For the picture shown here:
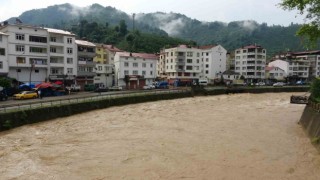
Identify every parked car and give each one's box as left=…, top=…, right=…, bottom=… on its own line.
left=255, top=82, right=266, bottom=86
left=109, top=86, right=123, bottom=91
left=273, top=82, right=285, bottom=87
left=84, top=84, right=95, bottom=91
left=66, top=84, right=81, bottom=92
left=0, top=92, right=8, bottom=101
left=13, top=91, right=38, bottom=100
left=155, top=81, right=169, bottom=89
left=198, top=79, right=208, bottom=86
left=296, top=81, right=305, bottom=85
left=94, top=87, right=109, bottom=92
left=143, top=85, right=155, bottom=90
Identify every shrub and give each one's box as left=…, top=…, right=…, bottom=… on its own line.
left=311, top=78, right=320, bottom=102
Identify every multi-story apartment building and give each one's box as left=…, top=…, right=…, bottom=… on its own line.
left=1, top=24, right=50, bottom=84
left=114, top=52, right=158, bottom=89
left=0, top=23, right=78, bottom=85
left=234, top=45, right=266, bottom=82
left=75, top=40, right=96, bottom=90
left=46, top=28, right=77, bottom=85
left=265, top=66, right=286, bottom=81
left=93, top=44, right=123, bottom=87
left=159, top=44, right=227, bottom=84
left=271, top=50, right=320, bottom=81
left=0, top=32, right=9, bottom=77
left=200, top=45, right=227, bottom=83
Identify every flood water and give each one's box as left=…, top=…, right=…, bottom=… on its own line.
left=0, top=93, right=320, bottom=180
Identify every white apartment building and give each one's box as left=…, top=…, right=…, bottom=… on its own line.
left=46, top=28, right=77, bottom=84
left=105, top=45, right=123, bottom=64
left=114, top=52, right=158, bottom=89
left=265, top=66, right=286, bottom=81
left=159, top=44, right=227, bottom=85
left=200, top=45, right=227, bottom=83
left=235, top=45, right=266, bottom=82
left=94, top=64, right=114, bottom=87
left=0, top=32, right=9, bottom=76
left=269, top=59, right=310, bottom=81
left=0, top=23, right=78, bottom=85
left=1, top=24, right=49, bottom=84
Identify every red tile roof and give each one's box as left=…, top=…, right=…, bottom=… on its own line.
left=117, top=52, right=158, bottom=60
left=104, top=45, right=123, bottom=52
left=242, top=45, right=263, bottom=49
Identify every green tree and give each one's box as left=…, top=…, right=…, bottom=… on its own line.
left=119, top=20, right=128, bottom=37
left=0, top=78, right=11, bottom=88
left=280, top=0, right=320, bottom=46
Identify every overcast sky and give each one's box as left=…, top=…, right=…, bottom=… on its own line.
left=0, top=0, right=305, bottom=26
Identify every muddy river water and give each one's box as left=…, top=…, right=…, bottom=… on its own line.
left=0, top=93, right=320, bottom=180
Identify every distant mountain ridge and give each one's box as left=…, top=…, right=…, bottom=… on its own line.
left=4, top=3, right=310, bottom=55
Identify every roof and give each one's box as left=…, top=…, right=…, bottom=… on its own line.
left=117, top=52, right=158, bottom=60
left=266, top=66, right=285, bottom=72
left=0, top=31, right=8, bottom=36
left=75, top=40, right=96, bottom=47
left=222, top=70, right=240, bottom=75
left=104, top=45, right=123, bottom=52
left=45, top=28, right=76, bottom=36
left=198, top=45, right=217, bottom=50
left=241, top=45, right=263, bottom=49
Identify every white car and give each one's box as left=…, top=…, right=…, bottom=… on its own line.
left=143, top=85, right=155, bottom=90
left=273, top=82, right=285, bottom=87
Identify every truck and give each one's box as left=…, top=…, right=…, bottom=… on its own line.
left=66, top=84, right=81, bottom=92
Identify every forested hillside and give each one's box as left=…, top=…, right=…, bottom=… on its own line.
left=4, top=3, right=314, bottom=56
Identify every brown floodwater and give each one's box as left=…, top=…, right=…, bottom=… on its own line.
left=0, top=93, right=319, bottom=180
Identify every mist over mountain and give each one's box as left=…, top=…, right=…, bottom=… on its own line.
left=4, top=3, right=309, bottom=56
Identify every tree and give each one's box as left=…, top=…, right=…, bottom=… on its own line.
left=119, top=20, right=128, bottom=37
left=280, top=0, right=320, bottom=46
left=0, top=78, right=11, bottom=88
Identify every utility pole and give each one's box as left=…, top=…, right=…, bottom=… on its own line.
left=132, top=13, right=135, bottom=31
left=29, top=60, right=34, bottom=88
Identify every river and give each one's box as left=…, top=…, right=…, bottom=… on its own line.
left=0, top=93, right=319, bottom=179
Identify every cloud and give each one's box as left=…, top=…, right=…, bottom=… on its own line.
left=137, top=12, right=186, bottom=36
left=237, top=20, right=258, bottom=31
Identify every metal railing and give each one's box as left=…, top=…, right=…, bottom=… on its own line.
left=0, top=89, right=190, bottom=113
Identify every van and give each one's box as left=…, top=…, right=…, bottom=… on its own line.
left=198, top=79, right=208, bottom=86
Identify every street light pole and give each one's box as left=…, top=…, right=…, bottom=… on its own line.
left=29, top=60, right=34, bottom=88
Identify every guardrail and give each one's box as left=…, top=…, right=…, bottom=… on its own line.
left=0, top=89, right=189, bottom=114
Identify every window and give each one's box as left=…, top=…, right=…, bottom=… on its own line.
left=98, top=66, right=102, bottom=71
left=16, top=45, right=24, bottom=52
left=133, top=63, right=138, bottom=67
left=124, top=70, right=129, bottom=75
left=16, top=34, right=25, bottom=41
left=51, top=68, right=59, bottom=74
left=67, top=38, right=72, bottom=44
left=196, top=59, right=199, bottom=63
left=67, top=48, right=73, bottom=54
left=142, top=71, right=146, bottom=75
left=0, top=48, right=5, bottom=56
left=206, top=58, right=209, bottom=62
left=142, top=63, right=146, bottom=67
left=67, top=58, right=73, bottom=64
left=35, top=69, right=39, bottom=73
left=0, top=62, right=2, bottom=69
left=186, top=66, right=193, bottom=70
left=50, top=47, right=56, bottom=53
left=197, top=53, right=200, bottom=57
left=150, top=63, right=153, bottom=68
left=50, top=37, right=56, bottom=42
left=124, top=62, right=129, bottom=67
left=187, top=52, right=193, bottom=57
left=171, top=59, right=173, bottom=63
left=206, top=53, right=209, bottom=56
left=133, top=70, right=138, bottom=75
left=0, top=35, right=2, bottom=42
left=205, top=64, right=209, bottom=68
left=187, top=59, right=192, bottom=63
left=67, top=68, right=73, bottom=74
left=205, top=70, right=209, bottom=74
left=29, top=36, right=47, bottom=43
left=150, top=71, right=153, bottom=75
left=16, top=57, right=26, bottom=64
left=16, top=69, right=21, bottom=72
left=30, top=47, right=46, bottom=53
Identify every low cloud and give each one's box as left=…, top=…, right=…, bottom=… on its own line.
left=237, top=20, right=258, bottom=31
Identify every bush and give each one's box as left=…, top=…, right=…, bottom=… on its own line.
left=311, top=78, right=320, bottom=102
